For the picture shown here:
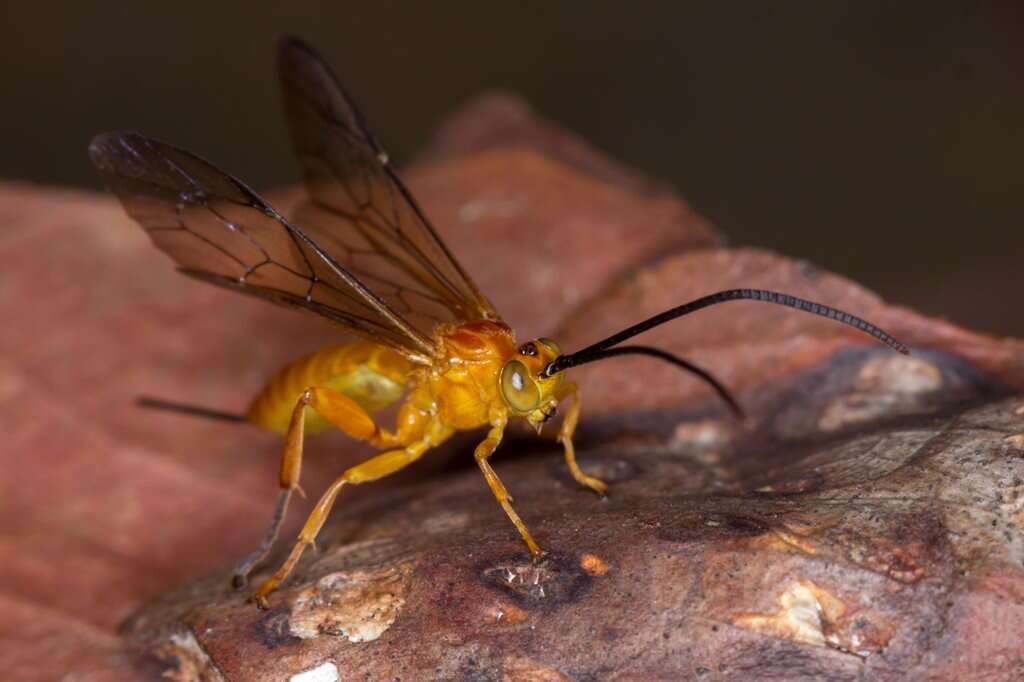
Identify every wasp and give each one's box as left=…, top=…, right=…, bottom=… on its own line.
left=90, top=38, right=908, bottom=608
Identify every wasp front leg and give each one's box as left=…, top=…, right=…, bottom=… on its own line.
left=474, top=407, right=544, bottom=559
left=233, top=386, right=401, bottom=589
left=555, top=382, right=608, bottom=496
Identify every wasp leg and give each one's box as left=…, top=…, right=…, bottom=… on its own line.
left=556, top=382, right=608, bottom=496
left=474, top=409, right=544, bottom=559
left=233, top=387, right=401, bottom=589
left=233, top=488, right=293, bottom=589
left=252, top=437, right=433, bottom=609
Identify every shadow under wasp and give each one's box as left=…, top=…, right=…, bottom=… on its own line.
left=89, top=37, right=909, bottom=609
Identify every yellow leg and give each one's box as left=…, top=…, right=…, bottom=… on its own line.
left=556, top=382, right=607, bottom=496
left=234, top=386, right=401, bottom=588
left=474, top=409, right=544, bottom=559
left=252, top=438, right=433, bottom=608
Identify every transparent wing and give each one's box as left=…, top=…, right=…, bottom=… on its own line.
left=277, top=37, right=500, bottom=338
left=89, top=131, right=437, bottom=362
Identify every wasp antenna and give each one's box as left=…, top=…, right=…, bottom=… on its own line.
left=549, top=288, right=908, bottom=377
left=554, top=345, right=745, bottom=419
left=136, top=396, right=248, bottom=423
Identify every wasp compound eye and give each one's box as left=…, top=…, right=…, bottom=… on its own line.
left=501, top=359, right=541, bottom=412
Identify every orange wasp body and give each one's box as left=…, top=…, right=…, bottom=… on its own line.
left=92, top=38, right=908, bottom=608
left=240, top=322, right=584, bottom=604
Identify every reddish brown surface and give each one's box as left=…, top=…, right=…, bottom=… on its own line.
left=3, top=95, right=1024, bottom=680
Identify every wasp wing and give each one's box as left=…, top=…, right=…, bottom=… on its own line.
left=89, top=131, right=437, bottom=362
left=277, top=37, right=500, bottom=338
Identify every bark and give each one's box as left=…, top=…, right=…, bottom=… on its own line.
left=3, top=94, right=1023, bottom=681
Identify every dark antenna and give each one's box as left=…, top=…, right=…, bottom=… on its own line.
left=546, top=288, right=909, bottom=377
left=136, top=396, right=248, bottom=423
left=571, top=345, right=745, bottom=418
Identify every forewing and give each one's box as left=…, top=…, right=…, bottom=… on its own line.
left=277, top=37, right=500, bottom=338
left=89, top=131, right=437, bottom=361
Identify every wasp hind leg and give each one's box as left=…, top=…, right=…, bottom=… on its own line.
left=232, top=386, right=400, bottom=590
left=232, top=488, right=294, bottom=589
left=556, top=382, right=608, bottom=496
left=252, top=437, right=433, bottom=609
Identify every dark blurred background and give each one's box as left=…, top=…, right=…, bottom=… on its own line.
left=2, top=1, right=1021, bottom=335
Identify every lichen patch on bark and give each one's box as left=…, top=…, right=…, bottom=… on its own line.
left=288, top=563, right=413, bottom=642
left=732, top=579, right=892, bottom=656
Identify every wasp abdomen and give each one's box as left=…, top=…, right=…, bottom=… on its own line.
left=247, top=342, right=413, bottom=435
